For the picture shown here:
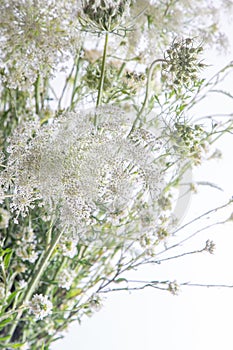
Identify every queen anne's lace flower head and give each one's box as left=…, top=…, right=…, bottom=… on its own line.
left=2, top=106, right=186, bottom=243
left=0, top=0, right=81, bottom=90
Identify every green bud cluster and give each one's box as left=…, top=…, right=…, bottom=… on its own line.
left=80, top=0, right=131, bottom=32
left=162, top=38, right=204, bottom=88
left=174, top=122, right=207, bottom=164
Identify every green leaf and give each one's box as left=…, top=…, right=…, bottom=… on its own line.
left=1, top=342, right=25, bottom=349
left=3, top=250, right=13, bottom=270
left=0, top=317, right=13, bottom=330
left=67, top=288, right=82, bottom=299
left=114, top=278, right=128, bottom=284
left=6, top=290, right=20, bottom=305
left=0, top=248, right=11, bottom=257
left=0, top=335, right=10, bottom=341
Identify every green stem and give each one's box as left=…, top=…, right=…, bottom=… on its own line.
left=6, top=228, right=64, bottom=344
left=128, top=58, right=166, bottom=135
left=95, top=32, right=109, bottom=123
left=34, top=75, right=40, bottom=115
left=58, top=62, right=76, bottom=111
left=70, top=51, right=82, bottom=109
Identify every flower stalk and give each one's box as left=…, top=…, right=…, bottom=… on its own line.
left=95, top=32, right=109, bottom=111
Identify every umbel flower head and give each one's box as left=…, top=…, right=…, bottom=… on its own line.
left=162, top=38, right=204, bottom=89
left=0, top=0, right=80, bottom=90
left=78, top=0, right=131, bottom=33
left=2, top=106, right=184, bottom=243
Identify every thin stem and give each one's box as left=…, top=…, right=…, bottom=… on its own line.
left=70, top=52, right=82, bottom=109
left=95, top=32, right=109, bottom=117
left=128, top=58, right=166, bottom=134
left=58, top=62, right=76, bottom=111
left=34, top=75, right=40, bottom=115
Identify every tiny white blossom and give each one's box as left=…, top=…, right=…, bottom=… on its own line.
left=57, top=269, right=76, bottom=290
left=28, top=294, right=53, bottom=320
left=15, top=228, right=38, bottom=263
left=0, top=282, right=9, bottom=300
left=59, top=236, right=77, bottom=258
left=0, top=208, right=10, bottom=229
left=18, top=279, right=27, bottom=289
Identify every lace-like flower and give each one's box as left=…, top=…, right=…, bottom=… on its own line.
left=2, top=106, right=184, bottom=243
left=0, top=0, right=80, bottom=90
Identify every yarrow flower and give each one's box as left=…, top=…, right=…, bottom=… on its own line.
left=0, top=0, right=81, bottom=90
left=28, top=294, right=52, bottom=320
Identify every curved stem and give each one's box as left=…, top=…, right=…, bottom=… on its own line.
left=95, top=32, right=109, bottom=124
left=128, top=58, right=166, bottom=135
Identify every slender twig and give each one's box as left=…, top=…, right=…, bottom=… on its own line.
left=171, top=199, right=232, bottom=237
left=181, top=282, right=233, bottom=288
left=157, top=220, right=226, bottom=259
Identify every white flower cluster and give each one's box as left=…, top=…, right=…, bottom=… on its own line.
left=59, top=236, right=78, bottom=258
left=0, top=207, right=10, bottom=229
left=0, top=0, right=81, bottom=90
left=57, top=268, right=76, bottom=290
left=2, top=106, right=182, bottom=242
left=28, top=294, right=52, bottom=320
left=15, top=228, right=39, bottom=263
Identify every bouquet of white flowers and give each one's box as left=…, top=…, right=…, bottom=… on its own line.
left=0, top=1, right=233, bottom=349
